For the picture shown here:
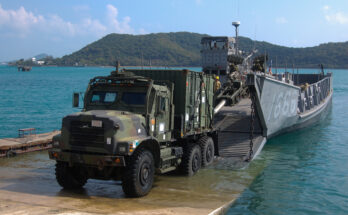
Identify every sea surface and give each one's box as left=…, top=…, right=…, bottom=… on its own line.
left=0, top=66, right=201, bottom=138
left=227, top=69, right=348, bottom=214
left=0, top=66, right=347, bottom=214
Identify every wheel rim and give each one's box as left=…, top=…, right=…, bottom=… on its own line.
left=206, top=144, right=213, bottom=162
left=139, top=162, right=150, bottom=186
left=192, top=152, right=200, bottom=172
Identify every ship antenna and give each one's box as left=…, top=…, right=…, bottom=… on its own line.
left=232, top=21, right=240, bottom=55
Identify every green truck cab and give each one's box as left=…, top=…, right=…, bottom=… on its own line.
left=49, top=68, right=216, bottom=197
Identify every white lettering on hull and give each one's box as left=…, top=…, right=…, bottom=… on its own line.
left=267, top=90, right=298, bottom=122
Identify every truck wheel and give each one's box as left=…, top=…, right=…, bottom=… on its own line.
left=122, top=148, right=154, bottom=197
left=181, top=144, right=202, bottom=176
left=199, top=136, right=215, bottom=167
left=55, top=161, right=87, bottom=189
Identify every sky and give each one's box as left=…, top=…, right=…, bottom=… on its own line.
left=0, top=0, right=347, bottom=62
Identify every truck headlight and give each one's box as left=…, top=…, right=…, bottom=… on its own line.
left=52, top=134, right=61, bottom=148
left=129, top=140, right=139, bottom=153
left=117, top=142, right=129, bottom=154
left=53, top=141, right=59, bottom=147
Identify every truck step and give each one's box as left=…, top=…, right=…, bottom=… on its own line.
left=160, top=155, right=177, bottom=162
left=158, top=166, right=177, bottom=174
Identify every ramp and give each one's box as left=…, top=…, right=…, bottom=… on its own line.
left=214, top=99, right=266, bottom=162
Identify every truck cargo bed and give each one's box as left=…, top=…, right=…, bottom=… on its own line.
left=126, top=69, right=214, bottom=138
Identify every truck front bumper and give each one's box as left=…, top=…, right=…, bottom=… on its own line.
left=48, top=148, right=126, bottom=167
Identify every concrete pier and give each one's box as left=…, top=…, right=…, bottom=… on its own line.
left=0, top=100, right=268, bottom=214
left=0, top=149, right=266, bottom=215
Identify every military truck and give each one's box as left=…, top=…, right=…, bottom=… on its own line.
left=49, top=68, right=216, bottom=197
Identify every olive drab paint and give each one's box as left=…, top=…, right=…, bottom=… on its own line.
left=127, top=69, right=215, bottom=138
left=48, top=69, right=216, bottom=197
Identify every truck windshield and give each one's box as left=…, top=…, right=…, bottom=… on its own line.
left=86, top=89, right=148, bottom=113
left=90, top=91, right=117, bottom=104
left=122, top=92, right=146, bottom=105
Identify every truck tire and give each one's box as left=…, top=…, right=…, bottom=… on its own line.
left=55, top=161, right=87, bottom=189
left=181, top=144, right=202, bottom=176
left=122, top=148, right=154, bottom=197
left=199, top=136, right=215, bottom=167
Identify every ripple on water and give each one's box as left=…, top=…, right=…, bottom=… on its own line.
left=228, top=79, right=348, bottom=214
left=1, top=67, right=348, bottom=214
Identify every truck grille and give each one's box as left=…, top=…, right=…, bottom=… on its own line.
left=69, top=121, right=105, bottom=148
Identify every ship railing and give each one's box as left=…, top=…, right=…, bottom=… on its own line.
left=297, top=76, right=331, bottom=113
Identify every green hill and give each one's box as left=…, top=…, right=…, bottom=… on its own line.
left=54, top=32, right=207, bottom=67
left=51, top=32, right=348, bottom=68
left=239, top=37, right=348, bottom=68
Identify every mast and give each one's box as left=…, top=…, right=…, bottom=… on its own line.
left=232, top=21, right=240, bottom=55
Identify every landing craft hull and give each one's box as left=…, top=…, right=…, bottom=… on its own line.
left=212, top=72, right=332, bottom=163
left=249, top=73, right=333, bottom=139
left=276, top=94, right=332, bottom=137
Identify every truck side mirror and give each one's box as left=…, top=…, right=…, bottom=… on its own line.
left=73, top=93, right=79, bottom=107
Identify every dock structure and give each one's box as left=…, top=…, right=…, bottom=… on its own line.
left=0, top=131, right=60, bottom=158
left=18, top=128, right=36, bottom=138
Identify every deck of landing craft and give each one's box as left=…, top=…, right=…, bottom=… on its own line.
left=213, top=98, right=265, bottom=161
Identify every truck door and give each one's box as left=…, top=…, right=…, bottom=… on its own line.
left=155, top=91, right=171, bottom=142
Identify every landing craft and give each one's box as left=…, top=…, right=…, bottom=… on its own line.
left=204, top=22, right=333, bottom=162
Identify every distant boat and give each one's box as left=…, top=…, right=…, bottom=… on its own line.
left=17, top=66, right=31, bottom=72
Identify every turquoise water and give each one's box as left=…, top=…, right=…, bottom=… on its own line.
left=0, top=66, right=200, bottom=138
left=0, top=66, right=112, bottom=138
left=228, top=69, right=348, bottom=214
left=1, top=66, right=347, bottom=214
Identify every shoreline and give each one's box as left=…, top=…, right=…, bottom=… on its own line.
left=0, top=148, right=265, bottom=215
left=0, top=130, right=265, bottom=215
left=4, top=65, right=348, bottom=70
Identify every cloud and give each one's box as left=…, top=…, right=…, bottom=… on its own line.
left=106, top=4, right=134, bottom=34
left=325, top=12, right=348, bottom=24
left=275, top=17, right=288, bottom=24
left=0, top=4, right=44, bottom=35
left=43, top=15, right=76, bottom=36
left=323, top=5, right=348, bottom=24
left=0, top=4, right=78, bottom=37
left=82, top=18, right=107, bottom=36
left=322, top=5, right=330, bottom=11
left=0, top=4, right=144, bottom=39
left=195, top=0, right=202, bottom=5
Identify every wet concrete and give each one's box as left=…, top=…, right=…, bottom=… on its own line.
left=0, top=151, right=266, bottom=215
